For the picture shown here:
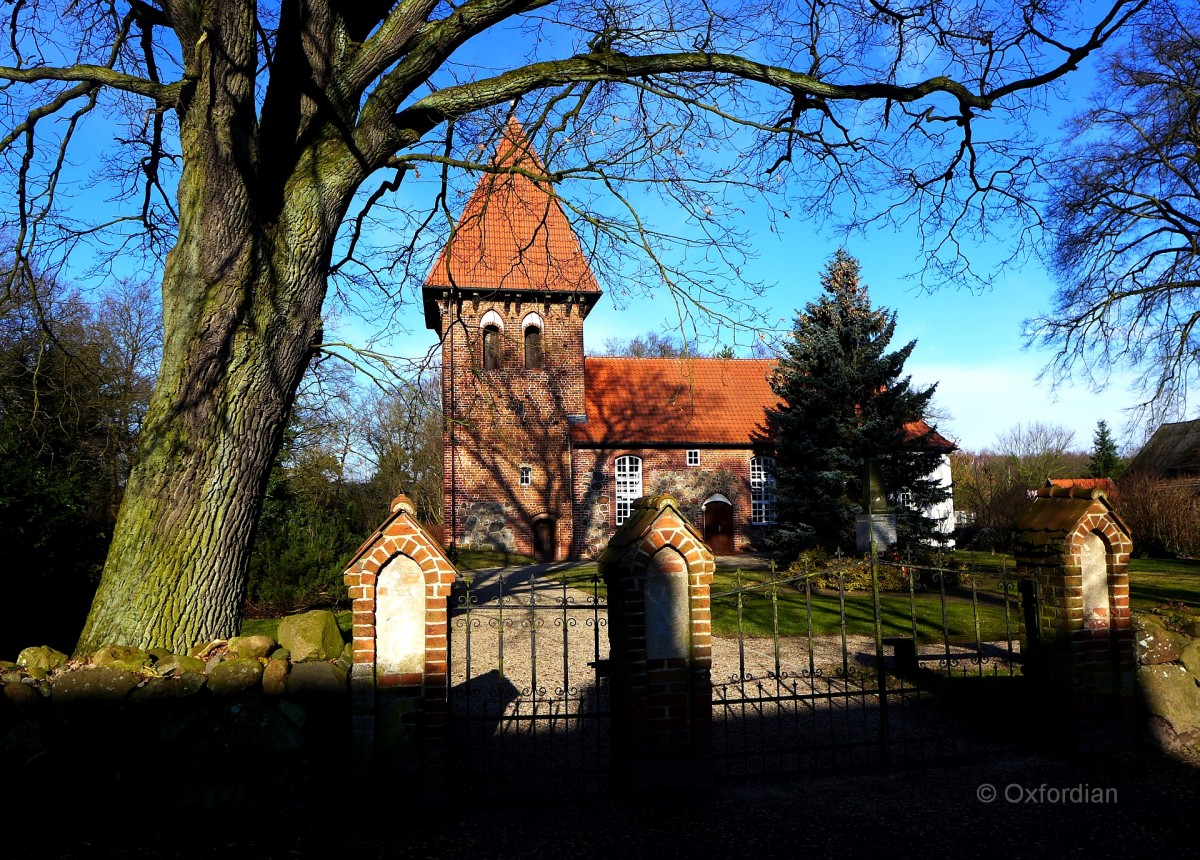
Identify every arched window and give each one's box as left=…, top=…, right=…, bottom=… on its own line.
left=614, top=455, right=642, bottom=525
left=750, top=456, right=776, bottom=524
left=524, top=326, right=543, bottom=370
left=483, top=325, right=501, bottom=370
left=479, top=310, right=504, bottom=371
left=521, top=312, right=544, bottom=370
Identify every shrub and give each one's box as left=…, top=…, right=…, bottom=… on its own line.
left=1115, top=473, right=1200, bottom=558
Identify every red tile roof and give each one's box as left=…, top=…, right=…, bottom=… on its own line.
left=425, top=118, right=601, bottom=294
left=1046, top=477, right=1118, bottom=496
left=572, top=357, right=778, bottom=446
left=571, top=356, right=956, bottom=450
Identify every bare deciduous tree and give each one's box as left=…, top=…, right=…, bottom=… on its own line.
left=1030, top=0, right=1200, bottom=425
left=0, top=0, right=1145, bottom=652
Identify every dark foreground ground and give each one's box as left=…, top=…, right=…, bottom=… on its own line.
left=9, top=746, right=1198, bottom=860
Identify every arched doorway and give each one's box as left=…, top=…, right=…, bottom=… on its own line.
left=703, top=495, right=734, bottom=554
left=532, top=517, right=557, bottom=562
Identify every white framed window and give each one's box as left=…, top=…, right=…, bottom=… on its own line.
left=897, top=489, right=913, bottom=509
left=614, top=456, right=642, bottom=526
left=686, top=449, right=700, bottom=467
left=750, top=456, right=776, bottom=524
left=519, top=465, right=532, bottom=487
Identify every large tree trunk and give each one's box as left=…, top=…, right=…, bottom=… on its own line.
left=73, top=212, right=337, bottom=654
left=74, top=3, right=363, bottom=655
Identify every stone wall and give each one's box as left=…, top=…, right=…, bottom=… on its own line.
left=1133, top=607, right=1200, bottom=764
left=458, top=499, right=517, bottom=551
left=1, top=612, right=351, bottom=816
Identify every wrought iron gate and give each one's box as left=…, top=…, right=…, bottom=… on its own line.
left=710, top=557, right=1030, bottom=779
left=447, top=570, right=610, bottom=798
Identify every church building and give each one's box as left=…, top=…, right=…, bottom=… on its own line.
left=423, top=119, right=955, bottom=560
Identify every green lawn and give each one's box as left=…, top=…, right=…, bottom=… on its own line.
left=244, top=549, right=1200, bottom=644
left=541, top=550, right=1200, bottom=641
left=950, top=549, right=1200, bottom=613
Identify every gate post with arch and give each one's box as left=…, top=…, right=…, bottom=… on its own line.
left=342, top=494, right=458, bottom=792
left=1014, top=485, right=1137, bottom=752
left=599, top=493, right=714, bottom=799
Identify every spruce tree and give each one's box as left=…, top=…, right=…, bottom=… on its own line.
left=1088, top=420, right=1120, bottom=478
left=767, top=250, right=949, bottom=556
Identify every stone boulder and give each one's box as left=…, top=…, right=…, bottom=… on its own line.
left=1135, top=625, right=1185, bottom=665
left=285, top=661, right=347, bottom=698
left=1180, top=640, right=1200, bottom=680
left=277, top=610, right=344, bottom=663
left=262, top=659, right=289, bottom=696
left=1138, top=663, right=1200, bottom=735
left=155, top=654, right=207, bottom=675
left=91, top=645, right=152, bottom=672
left=207, top=658, right=264, bottom=696
left=17, top=646, right=69, bottom=676
left=228, top=635, right=277, bottom=659
left=51, top=667, right=140, bottom=703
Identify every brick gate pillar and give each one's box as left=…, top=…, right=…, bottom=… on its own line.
left=598, top=494, right=714, bottom=799
left=342, top=494, right=458, bottom=796
left=1014, top=485, right=1137, bottom=752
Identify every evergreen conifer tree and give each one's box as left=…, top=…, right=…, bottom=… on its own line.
left=1088, top=420, right=1121, bottom=478
left=767, top=250, right=950, bottom=557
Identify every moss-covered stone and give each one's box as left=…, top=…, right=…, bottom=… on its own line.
left=207, top=658, right=264, bottom=696
left=17, top=645, right=69, bottom=674
left=91, top=644, right=153, bottom=671
left=262, top=659, right=289, bottom=696
left=156, top=653, right=207, bottom=675
left=277, top=610, right=344, bottom=663
left=269, top=647, right=290, bottom=662
left=228, top=634, right=277, bottom=659
left=1180, top=639, right=1200, bottom=680
left=285, top=661, right=347, bottom=698
left=129, top=672, right=208, bottom=701
left=50, top=667, right=140, bottom=703
left=1138, top=663, right=1200, bottom=734
left=3, top=680, right=41, bottom=710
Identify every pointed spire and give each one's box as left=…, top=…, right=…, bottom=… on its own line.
left=425, top=118, right=601, bottom=294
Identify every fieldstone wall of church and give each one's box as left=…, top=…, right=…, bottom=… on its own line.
left=646, top=468, right=741, bottom=526
left=457, top=500, right=516, bottom=551
left=572, top=447, right=762, bottom=558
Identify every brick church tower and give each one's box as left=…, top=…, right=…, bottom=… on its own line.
left=422, top=119, right=602, bottom=561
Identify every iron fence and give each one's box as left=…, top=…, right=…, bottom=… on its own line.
left=446, top=571, right=610, bottom=798
left=710, top=553, right=1030, bottom=779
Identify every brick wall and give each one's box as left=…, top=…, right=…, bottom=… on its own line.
left=436, top=294, right=588, bottom=559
